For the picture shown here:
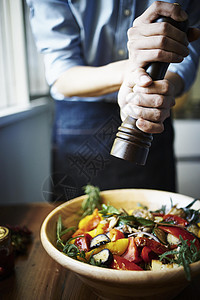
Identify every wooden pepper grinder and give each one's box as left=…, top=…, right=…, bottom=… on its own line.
left=110, top=16, right=188, bottom=165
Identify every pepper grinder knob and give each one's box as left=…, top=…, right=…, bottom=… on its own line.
left=110, top=17, right=188, bottom=165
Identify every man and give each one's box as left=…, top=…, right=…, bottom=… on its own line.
left=27, top=0, right=200, bottom=199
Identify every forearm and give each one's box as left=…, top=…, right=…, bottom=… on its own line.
left=53, top=60, right=128, bottom=98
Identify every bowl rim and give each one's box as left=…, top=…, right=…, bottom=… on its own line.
left=40, top=188, right=200, bottom=283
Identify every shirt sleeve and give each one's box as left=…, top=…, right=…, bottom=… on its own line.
left=168, top=1, right=200, bottom=93
left=26, top=0, right=84, bottom=86
left=168, top=37, right=200, bottom=93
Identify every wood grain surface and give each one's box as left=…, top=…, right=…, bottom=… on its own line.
left=0, top=203, right=199, bottom=300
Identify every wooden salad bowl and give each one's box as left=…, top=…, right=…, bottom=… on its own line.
left=40, top=189, right=200, bottom=300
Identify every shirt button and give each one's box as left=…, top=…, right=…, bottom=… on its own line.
left=124, top=9, right=131, bottom=16
left=118, top=49, right=125, bottom=56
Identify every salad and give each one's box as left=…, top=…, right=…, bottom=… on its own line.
left=56, top=185, right=200, bottom=281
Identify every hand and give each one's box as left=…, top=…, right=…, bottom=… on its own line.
left=119, top=77, right=175, bottom=133
left=127, top=1, right=190, bottom=74
left=118, top=1, right=200, bottom=134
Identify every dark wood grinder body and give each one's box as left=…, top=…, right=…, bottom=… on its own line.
left=110, top=17, right=188, bottom=165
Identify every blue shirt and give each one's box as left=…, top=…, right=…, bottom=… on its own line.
left=27, top=0, right=200, bottom=102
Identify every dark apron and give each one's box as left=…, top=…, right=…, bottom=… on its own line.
left=51, top=100, right=176, bottom=202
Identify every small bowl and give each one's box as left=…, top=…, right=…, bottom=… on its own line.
left=41, top=189, right=200, bottom=300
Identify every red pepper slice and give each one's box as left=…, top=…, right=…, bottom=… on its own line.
left=122, top=237, right=141, bottom=263
left=141, top=246, right=152, bottom=263
left=75, top=233, right=92, bottom=252
left=111, top=255, right=143, bottom=271
left=158, top=226, right=200, bottom=250
left=135, top=236, right=169, bottom=255
left=162, top=214, right=188, bottom=227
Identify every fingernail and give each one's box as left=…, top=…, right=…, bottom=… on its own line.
left=140, top=75, right=151, bottom=85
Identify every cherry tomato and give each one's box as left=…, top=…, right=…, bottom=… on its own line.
left=75, top=233, right=92, bottom=252
left=111, top=255, right=143, bottom=271
left=122, top=237, right=141, bottom=263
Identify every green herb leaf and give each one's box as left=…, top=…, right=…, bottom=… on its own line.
left=81, top=184, right=101, bottom=217
left=62, top=235, right=87, bottom=262
left=56, top=215, right=75, bottom=249
left=118, top=215, right=154, bottom=227
left=136, top=217, right=155, bottom=226
left=159, top=235, right=200, bottom=281
left=99, top=204, right=120, bottom=217
left=185, top=198, right=199, bottom=209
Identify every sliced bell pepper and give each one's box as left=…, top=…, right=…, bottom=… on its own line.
left=162, top=214, right=188, bottom=227
left=122, top=237, right=141, bottom=264
left=111, top=255, right=143, bottom=271
left=107, top=228, right=125, bottom=242
left=158, top=225, right=200, bottom=250
left=75, top=233, right=92, bottom=252
left=135, top=236, right=169, bottom=255
left=78, top=208, right=102, bottom=232
left=87, top=221, right=109, bottom=238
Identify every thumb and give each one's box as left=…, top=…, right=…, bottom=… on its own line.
left=125, top=68, right=153, bottom=88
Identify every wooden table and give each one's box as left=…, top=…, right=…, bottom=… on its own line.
left=0, top=203, right=200, bottom=300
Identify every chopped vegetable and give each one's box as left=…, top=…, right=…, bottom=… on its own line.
left=162, top=214, right=188, bottom=227
left=111, top=255, right=143, bottom=271
left=122, top=237, right=141, bottom=263
left=90, top=234, right=110, bottom=250
left=91, top=249, right=113, bottom=267
left=78, top=208, right=102, bottom=232
left=158, top=226, right=200, bottom=250
left=56, top=185, right=200, bottom=280
left=107, top=229, right=125, bottom=242
left=75, top=233, right=92, bottom=252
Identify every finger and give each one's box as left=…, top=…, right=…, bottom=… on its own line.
left=128, top=22, right=188, bottom=46
left=136, top=118, right=165, bottom=134
left=134, top=1, right=187, bottom=25
left=187, top=27, right=200, bottom=42
left=129, top=48, right=184, bottom=67
left=123, top=103, right=170, bottom=123
left=133, top=80, right=175, bottom=96
left=123, top=68, right=152, bottom=88
left=126, top=93, right=175, bottom=109
left=128, top=35, right=189, bottom=57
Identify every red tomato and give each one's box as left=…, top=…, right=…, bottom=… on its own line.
left=111, top=255, right=143, bottom=271
left=75, top=233, right=92, bottom=252
left=141, top=246, right=152, bottom=263
left=122, top=237, right=141, bottom=263
left=107, top=229, right=125, bottom=242
left=158, top=226, right=200, bottom=250
left=163, top=214, right=188, bottom=227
